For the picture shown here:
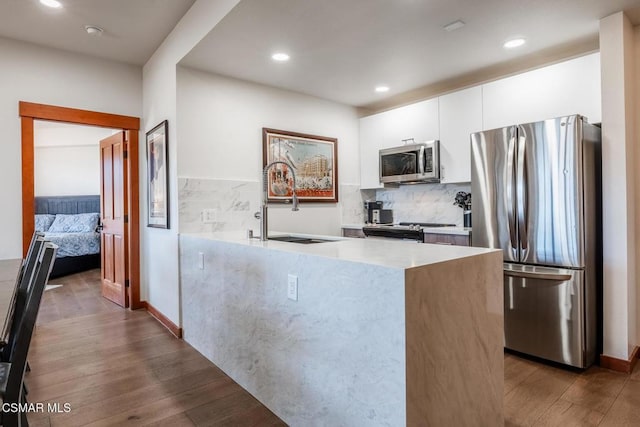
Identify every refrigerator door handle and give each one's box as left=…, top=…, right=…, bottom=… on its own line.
left=506, top=131, right=518, bottom=253
left=504, top=269, right=572, bottom=281
left=516, top=127, right=528, bottom=254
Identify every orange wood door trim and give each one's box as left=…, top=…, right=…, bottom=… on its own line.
left=127, top=130, right=142, bottom=309
left=21, top=117, right=35, bottom=256
left=19, top=101, right=140, bottom=130
left=19, top=101, right=141, bottom=310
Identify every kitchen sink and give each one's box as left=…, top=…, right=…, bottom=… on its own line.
left=268, top=236, right=333, bottom=244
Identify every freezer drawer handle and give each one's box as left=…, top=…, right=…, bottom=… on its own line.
left=504, top=270, right=572, bottom=281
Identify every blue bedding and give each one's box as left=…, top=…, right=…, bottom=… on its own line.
left=43, top=232, right=100, bottom=258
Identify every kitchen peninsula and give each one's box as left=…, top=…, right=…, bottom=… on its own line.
left=180, top=232, right=503, bottom=426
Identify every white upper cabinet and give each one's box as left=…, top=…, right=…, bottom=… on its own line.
left=438, top=86, right=482, bottom=183
left=482, top=53, right=601, bottom=130
left=359, top=98, right=439, bottom=189
left=359, top=53, right=601, bottom=189
left=359, top=115, right=384, bottom=189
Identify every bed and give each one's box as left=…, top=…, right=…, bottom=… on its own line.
left=35, top=195, right=101, bottom=278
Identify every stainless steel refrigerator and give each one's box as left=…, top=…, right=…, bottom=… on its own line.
left=471, top=115, right=600, bottom=368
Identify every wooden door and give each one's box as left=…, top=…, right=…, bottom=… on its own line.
left=100, top=132, right=129, bottom=307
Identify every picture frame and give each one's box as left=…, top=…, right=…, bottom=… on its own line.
left=146, top=120, right=169, bottom=229
left=262, top=128, right=338, bottom=203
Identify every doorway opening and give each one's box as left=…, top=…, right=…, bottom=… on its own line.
left=20, top=101, right=142, bottom=310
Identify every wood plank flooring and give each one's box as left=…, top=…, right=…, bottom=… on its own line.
left=27, top=269, right=285, bottom=426
left=25, top=269, right=640, bottom=426
left=505, top=351, right=640, bottom=426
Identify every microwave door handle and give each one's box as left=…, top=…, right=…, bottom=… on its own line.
left=418, top=146, right=425, bottom=174
left=506, top=133, right=518, bottom=254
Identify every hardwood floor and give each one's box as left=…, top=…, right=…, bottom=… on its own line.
left=26, top=269, right=640, bottom=426
left=27, top=269, right=285, bottom=426
left=505, top=352, right=640, bottom=426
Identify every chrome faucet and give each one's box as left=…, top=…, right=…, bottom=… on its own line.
left=255, top=161, right=300, bottom=241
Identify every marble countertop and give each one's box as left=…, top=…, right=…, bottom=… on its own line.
left=181, top=231, right=496, bottom=270
left=341, top=223, right=471, bottom=236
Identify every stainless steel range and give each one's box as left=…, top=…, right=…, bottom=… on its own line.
left=362, top=222, right=456, bottom=242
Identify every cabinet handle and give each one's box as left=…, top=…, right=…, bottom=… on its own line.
left=434, top=241, right=454, bottom=245
left=441, top=165, right=445, bottom=180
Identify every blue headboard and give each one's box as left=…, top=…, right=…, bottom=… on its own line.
left=35, top=195, right=100, bottom=215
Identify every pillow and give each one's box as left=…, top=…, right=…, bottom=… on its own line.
left=48, top=213, right=100, bottom=233
left=34, top=214, right=56, bottom=232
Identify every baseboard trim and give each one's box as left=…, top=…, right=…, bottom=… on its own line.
left=141, top=301, right=182, bottom=339
left=600, top=346, right=639, bottom=373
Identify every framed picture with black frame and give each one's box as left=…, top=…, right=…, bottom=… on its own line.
left=146, top=120, right=169, bottom=229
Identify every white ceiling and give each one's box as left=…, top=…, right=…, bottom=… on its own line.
left=0, top=0, right=195, bottom=65
left=2, top=0, right=639, bottom=109
left=181, top=0, right=640, bottom=109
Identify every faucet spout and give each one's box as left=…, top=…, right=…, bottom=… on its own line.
left=260, top=161, right=300, bottom=241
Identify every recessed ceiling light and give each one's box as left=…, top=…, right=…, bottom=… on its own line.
left=503, top=38, right=526, bottom=49
left=85, top=25, right=104, bottom=36
left=444, top=20, right=465, bottom=32
left=375, top=86, right=390, bottom=93
left=271, top=53, right=290, bottom=62
left=40, top=0, right=62, bottom=8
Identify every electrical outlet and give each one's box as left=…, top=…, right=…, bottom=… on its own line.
left=198, top=252, right=204, bottom=270
left=287, top=274, right=298, bottom=301
left=202, top=208, right=217, bottom=223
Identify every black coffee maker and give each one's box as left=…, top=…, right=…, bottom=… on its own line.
left=364, top=201, right=382, bottom=224
left=364, top=201, right=393, bottom=224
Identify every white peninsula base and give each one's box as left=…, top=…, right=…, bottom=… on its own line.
left=180, top=232, right=503, bottom=426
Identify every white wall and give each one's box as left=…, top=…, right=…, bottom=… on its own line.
left=0, top=36, right=141, bottom=260
left=599, top=12, right=637, bottom=360
left=34, top=122, right=115, bottom=197
left=176, top=67, right=360, bottom=236
left=35, top=146, right=99, bottom=196
left=141, top=0, right=241, bottom=325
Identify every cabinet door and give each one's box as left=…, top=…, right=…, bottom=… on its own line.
left=359, top=114, right=385, bottom=189
left=359, top=98, right=439, bottom=189
left=439, top=87, right=482, bottom=183
left=423, top=233, right=470, bottom=246
left=342, top=228, right=365, bottom=238
left=482, top=53, right=601, bottom=130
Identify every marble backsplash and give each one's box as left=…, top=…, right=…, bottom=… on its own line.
left=339, top=184, right=376, bottom=225
left=178, top=178, right=261, bottom=233
left=372, top=183, right=472, bottom=226
left=178, top=178, right=373, bottom=233
left=178, top=177, right=470, bottom=231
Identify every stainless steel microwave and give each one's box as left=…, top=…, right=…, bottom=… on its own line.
left=379, top=141, right=440, bottom=184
